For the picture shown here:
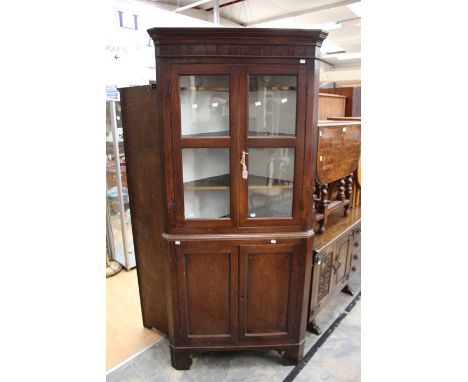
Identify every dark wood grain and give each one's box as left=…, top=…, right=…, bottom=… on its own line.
left=239, top=245, right=299, bottom=340
left=120, top=85, right=168, bottom=333
left=308, top=207, right=360, bottom=329
left=149, top=28, right=328, bottom=59
left=175, top=245, right=238, bottom=343
left=123, top=27, right=328, bottom=370
left=316, top=122, right=361, bottom=185
left=314, top=207, right=361, bottom=251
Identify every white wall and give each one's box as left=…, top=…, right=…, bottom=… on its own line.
left=105, top=0, right=241, bottom=90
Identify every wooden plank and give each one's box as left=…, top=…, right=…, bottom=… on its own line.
left=120, top=85, right=169, bottom=334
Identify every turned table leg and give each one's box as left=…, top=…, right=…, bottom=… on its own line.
left=318, top=184, right=328, bottom=234
left=344, top=173, right=353, bottom=216
left=337, top=178, right=346, bottom=202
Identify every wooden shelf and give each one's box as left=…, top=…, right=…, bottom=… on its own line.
left=250, top=86, right=297, bottom=91
left=184, top=174, right=229, bottom=191
left=184, top=174, right=293, bottom=191
left=247, top=131, right=295, bottom=137
left=314, top=207, right=360, bottom=251
left=180, top=87, right=229, bottom=91
left=182, top=130, right=229, bottom=137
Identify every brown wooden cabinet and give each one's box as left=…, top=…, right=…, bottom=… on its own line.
left=318, top=93, right=346, bottom=120
left=308, top=208, right=361, bottom=334
left=320, top=87, right=361, bottom=117
left=121, top=27, right=328, bottom=370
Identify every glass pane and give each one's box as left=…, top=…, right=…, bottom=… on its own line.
left=183, top=148, right=230, bottom=219
left=106, top=101, right=135, bottom=268
left=180, top=75, right=229, bottom=137
left=248, top=75, right=297, bottom=137
left=248, top=148, right=295, bottom=218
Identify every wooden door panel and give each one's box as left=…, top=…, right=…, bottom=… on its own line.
left=317, top=250, right=333, bottom=304
left=239, top=244, right=300, bottom=341
left=176, top=245, right=238, bottom=343
left=309, top=245, right=334, bottom=315
left=246, top=252, right=290, bottom=333
left=334, top=239, right=348, bottom=284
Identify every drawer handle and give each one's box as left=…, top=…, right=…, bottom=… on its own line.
left=354, top=242, right=359, bottom=248
left=270, top=239, right=277, bottom=244
left=353, top=255, right=358, bottom=260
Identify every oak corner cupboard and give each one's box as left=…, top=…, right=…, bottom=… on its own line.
left=120, top=27, right=328, bottom=370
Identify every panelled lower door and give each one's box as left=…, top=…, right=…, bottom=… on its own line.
left=239, top=244, right=301, bottom=342
left=331, top=232, right=353, bottom=289
left=175, top=244, right=238, bottom=344
left=310, top=245, right=335, bottom=314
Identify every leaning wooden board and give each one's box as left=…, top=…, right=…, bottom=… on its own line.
left=316, top=120, right=361, bottom=185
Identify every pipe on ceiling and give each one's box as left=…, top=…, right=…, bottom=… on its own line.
left=213, top=0, right=220, bottom=24
left=206, top=0, right=246, bottom=12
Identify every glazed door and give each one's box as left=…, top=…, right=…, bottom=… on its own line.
left=175, top=244, right=238, bottom=344
left=239, top=244, right=301, bottom=342
left=239, top=65, right=306, bottom=227
left=171, top=64, right=240, bottom=228
left=171, top=64, right=306, bottom=228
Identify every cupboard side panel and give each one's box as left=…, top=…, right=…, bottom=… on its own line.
left=120, top=85, right=168, bottom=333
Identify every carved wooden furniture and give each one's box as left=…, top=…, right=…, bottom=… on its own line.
left=320, top=87, right=361, bottom=117
left=307, top=207, right=361, bottom=334
left=318, top=93, right=346, bottom=120
left=314, top=120, right=360, bottom=233
left=121, top=27, right=328, bottom=370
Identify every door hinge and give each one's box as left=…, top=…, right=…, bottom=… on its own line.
left=172, top=201, right=176, bottom=212
left=301, top=200, right=304, bottom=210
left=167, top=81, right=171, bottom=96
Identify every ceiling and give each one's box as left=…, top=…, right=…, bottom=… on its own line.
left=149, top=0, right=361, bottom=70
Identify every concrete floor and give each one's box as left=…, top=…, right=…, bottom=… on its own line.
left=107, top=275, right=360, bottom=382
